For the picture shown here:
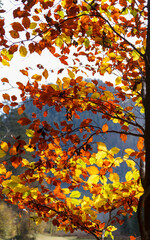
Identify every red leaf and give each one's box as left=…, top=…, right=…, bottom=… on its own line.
left=18, top=117, right=31, bottom=125
left=3, top=93, right=10, bottom=101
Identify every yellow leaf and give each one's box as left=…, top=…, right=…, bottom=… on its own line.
left=55, top=36, right=63, bottom=48
left=0, top=149, right=6, bottom=158
left=70, top=190, right=81, bottom=198
left=31, top=74, right=42, bottom=81
left=1, top=141, right=8, bottom=152
left=0, top=164, right=6, bottom=174
left=115, top=76, right=122, bottom=85
left=24, top=145, right=35, bottom=152
left=91, top=92, right=100, bottom=99
left=88, top=175, right=99, bottom=184
left=29, top=22, right=37, bottom=29
left=126, top=160, right=135, bottom=170
left=19, top=46, right=27, bottom=57
left=26, top=129, right=34, bottom=137
left=125, top=171, right=133, bottom=181
left=2, top=59, right=10, bottom=66
left=31, top=188, right=38, bottom=199
left=68, top=69, right=75, bottom=79
left=124, top=148, right=135, bottom=155
left=109, top=173, right=120, bottom=182
left=110, top=147, right=120, bottom=155
left=56, top=78, right=62, bottom=90
left=104, top=91, right=114, bottom=100
left=132, top=49, right=140, bottom=60
left=97, top=142, right=107, bottom=152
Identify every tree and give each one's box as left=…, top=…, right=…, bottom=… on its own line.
left=0, top=0, right=148, bottom=239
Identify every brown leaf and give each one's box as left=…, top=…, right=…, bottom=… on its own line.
left=11, top=22, right=24, bottom=31
left=18, top=117, right=31, bottom=125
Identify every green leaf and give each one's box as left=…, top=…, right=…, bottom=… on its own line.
left=70, top=190, right=81, bottom=198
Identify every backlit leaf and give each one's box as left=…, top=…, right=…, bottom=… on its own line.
left=102, top=123, right=108, bottom=132
left=70, top=190, right=81, bottom=198
left=19, top=46, right=27, bottom=57
left=109, top=173, right=120, bottom=182
left=88, top=175, right=99, bottom=184
left=87, top=166, right=99, bottom=175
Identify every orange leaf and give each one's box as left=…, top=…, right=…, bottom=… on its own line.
left=18, top=105, right=25, bottom=115
left=1, top=78, right=9, bottom=83
left=102, top=123, right=108, bottom=133
left=87, top=166, right=99, bottom=175
left=3, top=93, right=10, bottom=101
left=42, top=69, right=48, bottom=79
left=9, top=30, right=19, bottom=39
left=3, top=105, right=10, bottom=114
left=100, top=168, right=107, bottom=175
left=18, top=117, right=31, bottom=125
left=11, top=22, right=24, bottom=31
left=20, top=69, right=28, bottom=76
left=120, top=133, right=127, bottom=143
left=130, top=237, right=136, bottom=240
left=137, top=137, right=144, bottom=151
left=32, top=15, right=40, bottom=21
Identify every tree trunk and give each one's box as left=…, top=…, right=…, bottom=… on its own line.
left=143, top=0, right=150, bottom=239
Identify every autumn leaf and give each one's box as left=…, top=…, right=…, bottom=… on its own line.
left=102, top=123, right=108, bottom=132
left=18, top=117, right=31, bottom=125
left=86, top=166, right=99, bottom=175
left=1, top=78, right=9, bottom=83
left=1, top=142, right=8, bottom=152
left=31, top=74, right=42, bottom=81
left=9, top=30, right=19, bottom=39
left=3, top=105, right=10, bottom=114
left=19, top=46, right=27, bottom=57
left=20, top=69, right=28, bottom=76
left=11, top=22, right=24, bottom=31
left=70, top=190, right=81, bottom=198
left=0, top=150, right=6, bottom=158
left=3, top=93, right=10, bottom=101
left=42, top=69, right=48, bottom=79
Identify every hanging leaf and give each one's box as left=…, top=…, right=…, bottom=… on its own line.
left=18, top=117, right=31, bottom=125
left=102, top=123, right=108, bottom=133
left=19, top=46, right=28, bottom=57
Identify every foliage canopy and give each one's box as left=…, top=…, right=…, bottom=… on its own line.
left=0, top=0, right=148, bottom=239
